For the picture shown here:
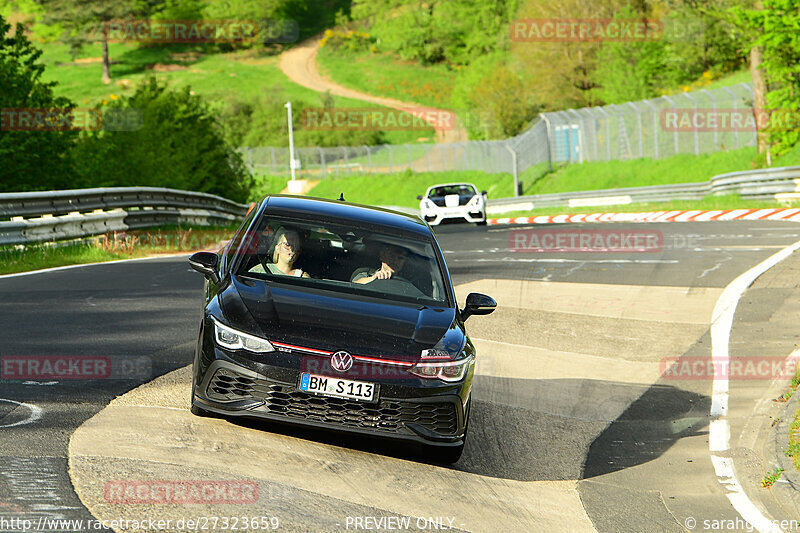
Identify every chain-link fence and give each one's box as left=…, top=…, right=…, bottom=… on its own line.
left=239, top=142, right=516, bottom=177
left=240, top=82, right=757, bottom=195
left=541, top=82, right=757, bottom=164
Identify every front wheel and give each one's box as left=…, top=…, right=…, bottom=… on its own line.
left=190, top=403, right=213, bottom=417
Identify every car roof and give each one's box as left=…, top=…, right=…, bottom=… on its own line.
left=259, top=194, right=431, bottom=237
left=425, top=183, right=478, bottom=195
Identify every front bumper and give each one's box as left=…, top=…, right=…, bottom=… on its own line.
left=420, top=205, right=486, bottom=225
left=193, top=352, right=469, bottom=447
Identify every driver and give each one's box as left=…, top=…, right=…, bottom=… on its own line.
left=351, top=244, right=408, bottom=284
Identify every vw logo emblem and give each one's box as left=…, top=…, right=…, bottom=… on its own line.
left=331, top=351, right=353, bottom=373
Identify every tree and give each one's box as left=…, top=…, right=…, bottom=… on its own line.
left=731, top=0, right=800, bottom=157
left=468, top=65, right=540, bottom=138
left=452, top=54, right=540, bottom=139
left=73, top=77, right=253, bottom=202
left=0, top=14, right=77, bottom=192
left=510, top=0, right=648, bottom=110
left=592, top=3, right=744, bottom=104
left=351, top=0, right=519, bottom=66
left=36, top=0, right=160, bottom=84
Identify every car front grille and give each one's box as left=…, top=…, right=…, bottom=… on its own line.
left=206, top=367, right=458, bottom=435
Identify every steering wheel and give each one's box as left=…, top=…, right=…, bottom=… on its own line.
left=368, top=276, right=426, bottom=298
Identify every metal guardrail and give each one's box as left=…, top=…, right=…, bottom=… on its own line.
left=4, top=166, right=799, bottom=245
left=487, top=166, right=800, bottom=214
left=0, top=187, right=249, bottom=246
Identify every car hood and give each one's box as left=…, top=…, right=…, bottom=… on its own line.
left=430, top=194, right=475, bottom=207
left=218, top=276, right=460, bottom=361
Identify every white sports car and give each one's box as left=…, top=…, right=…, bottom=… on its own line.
left=417, top=183, right=487, bottom=226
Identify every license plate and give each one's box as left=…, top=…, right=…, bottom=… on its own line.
left=299, top=373, right=376, bottom=401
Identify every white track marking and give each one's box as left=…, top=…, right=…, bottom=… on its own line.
left=716, top=209, right=751, bottom=220
left=1, top=457, right=82, bottom=520
left=742, top=209, right=778, bottom=220
left=767, top=209, right=800, bottom=220
left=675, top=211, right=703, bottom=222
left=448, top=257, right=679, bottom=264
left=0, top=253, right=190, bottom=280
left=0, top=398, right=43, bottom=428
left=709, top=237, right=800, bottom=532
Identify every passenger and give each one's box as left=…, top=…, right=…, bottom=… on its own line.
left=266, top=227, right=310, bottom=278
left=351, top=244, right=407, bottom=284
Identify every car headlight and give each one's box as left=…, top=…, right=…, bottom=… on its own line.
left=467, top=195, right=483, bottom=207
left=410, top=355, right=474, bottom=382
left=212, top=319, right=275, bottom=353
left=422, top=198, right=436, bottom=209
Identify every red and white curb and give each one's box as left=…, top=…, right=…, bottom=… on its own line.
left=488, top=208, right=800, bottom=225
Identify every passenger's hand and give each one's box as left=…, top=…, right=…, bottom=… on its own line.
left=373, top=269, right=392, bottom=280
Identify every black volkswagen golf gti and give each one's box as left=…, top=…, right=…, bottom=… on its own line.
left=188, top=195, right=496, bottom=462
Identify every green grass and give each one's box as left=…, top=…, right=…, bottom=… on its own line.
left=522, top=142, right=800, bottom=197
left=317, top=46, right=457, bottom=110
left=761, top=467, right=784, bottom=488
left=519, top=162, right=552, bottom=192
left=0, top=243, right=138, bottom=275
left=786, top=368, right=800, bottom=473
left=524, top=148, right=761, bottom=196
left=701, top=69, right=753, bottom=92
left=0, top=224, right=236, bottom=275
left=305, top=170, right=513, bottom=208
left=37, top=42, right=432, bottom=144
left=251, top=174, right=295, bottom=200
left=39, top=41, right=359, bottom=105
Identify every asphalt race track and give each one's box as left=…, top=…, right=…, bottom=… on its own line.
left=3, top=221, right=800, bottom=532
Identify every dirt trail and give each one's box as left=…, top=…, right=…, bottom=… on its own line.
left=278, top=35, right=467, bottom=143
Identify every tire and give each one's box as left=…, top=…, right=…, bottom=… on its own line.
left=476, top=220, right=487, bottom=226
left=190, top=403, right=213, bottom=417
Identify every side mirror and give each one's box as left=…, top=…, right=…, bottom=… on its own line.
left=461, top=292, right=496, bottom=321
left=481, top=190, right=488, bottom=197
left=416, top=195, right=423, bottom=201
left=189, top=251, right=220, bottom=285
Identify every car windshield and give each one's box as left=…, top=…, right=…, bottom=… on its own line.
left=428, top=184, right=476, bottom=197
left=233, top=214, right=450, bottom=306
